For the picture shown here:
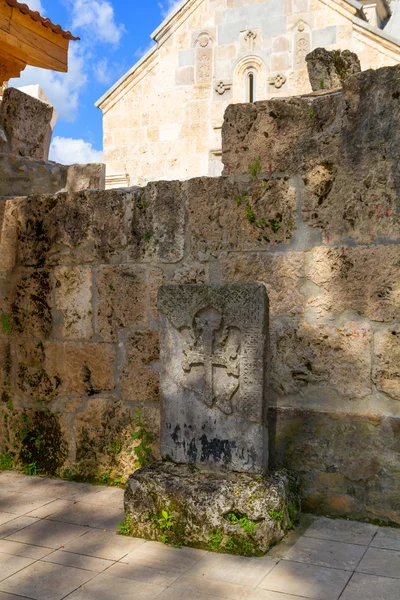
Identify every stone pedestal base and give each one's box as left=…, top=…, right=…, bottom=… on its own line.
left=124, top=462, right=299, bottom=556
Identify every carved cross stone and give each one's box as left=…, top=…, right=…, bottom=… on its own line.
left=182, top=307, right=240, bottom=414
left=158, top=284, right=270, bottom=473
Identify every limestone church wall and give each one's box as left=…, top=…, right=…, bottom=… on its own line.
left=0, top=65, right=399, bottom=524
left=100, top=0, right=399, bottom=187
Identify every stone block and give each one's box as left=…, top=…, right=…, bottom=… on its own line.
left=15, top=190, right=132, bottom=267
left=178, top=49, right=195, bottom=67
left=64, top=163, right=105, bottom=191
left=305, top=246, right=400, bottom=322
left=187, top=177, right=297, bottom=255
left=0, top=337, right=11, bottom=394
left=74, top=398, right=135, bottom=479
left=312, top=26, right=337, bottom=48
left=0, top=154, right=105, bottom=198
left=130, top=182, right=185, bottom=263
left=270, top=409, right=400, bottom=524
left=95, top=265, right=148, bottom=342
left=43, top=342, right=116, bottom=397
left=175, top=67, right=194, bottom=86
left=158, top=284, right=269, bottom=473
left=0, top=198, right=19, bottom=273
left=222, top=94, right=341, bottom=176
left=302, top=162, right=400, bottom=243
left=373, top=326, right=400, bottom=400
left=270, top=320, right=372, bottom=398
left=11, top=270, right=53, bottom=338
left=306, top=48, right=361, bottom=92
left=0, top=88, right=54, bottom=160
left=54, top=267, right=93, bottom=340
left=15, top=341, right=59, bottom=403
left=121, top=331, right=160, bottom=402
left=124, top=463, right=298, bottom=555
left=220, top=251, right=304, bottom=317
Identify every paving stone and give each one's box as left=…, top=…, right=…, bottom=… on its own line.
left=248, top=591, right=310, bottom=600
left=185, top=554, right=277, bottom=587
left=46, top=502, right=122, bottom=528
left=0, top=561, right=94, bottom=600
left=0, top=491, right=57, bottom=515
left=84, top=488, right=124, bottom=505
left=66, top=573, right=165, bottom=600
left=98, top=511, right=126, bottom=531
left=284, top=536, right=366, bottom=570
left=42, top=549, right=114, bottom=572
left=259, top=561, right=351, bottom=599
left=356, top=547, right=400, bottom=578
left=0, top=554, right=35, bottom=582
left=304, top=518, right=377, bottom=546
left=0, top=592, right=33, bottom=600
left=0, top=539, right=53, bottom=559
left=0, top=517, right=38, bottom=539
left=123, top=541, right=207, bottom=574
left=26, top=499, right=74, bottom=518
left=155, top=590, right=224, bottom=600
left=340, top=573, right=400, bottom=599
left=171, top=575, right=252, bottom=599
left=370, top=527, right=400, bottom=551
left=63, top=529, right=146, bottom=560
left=8, top=519, right=90, bottom=549
left=0, top=514, right=15, bottom=526
left=106, top=562, right=180, bottom=586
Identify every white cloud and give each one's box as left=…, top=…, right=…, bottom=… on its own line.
left=92, top=58, right=113, bottom=84
left=26, top=0, right=45, bottom=13
left=66, top=0, right=125, bottom=45
left=10, top=45, right=87, bottom=122
left=158, top=0, right=184, bottom=19
left=50, top=136, right=103, bottom=165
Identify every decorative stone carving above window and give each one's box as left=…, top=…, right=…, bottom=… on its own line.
left=293, top=20, right=311, bottom=71
left=240, top=29, right=260, bottom=52
left=195, top=32, right=214, bottom=85
left=268, top=73, right=287, bottom=89
left=215, top=81, right=232, bottom=95
left=244, top=30, right=258, bottom=51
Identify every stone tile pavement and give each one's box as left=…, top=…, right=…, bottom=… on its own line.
left=0, top=471, right=399, bottom=600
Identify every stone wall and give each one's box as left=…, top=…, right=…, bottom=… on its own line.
left=0, top=153, right=106, bottom=197
left=0, top=65, right=399, bottom=523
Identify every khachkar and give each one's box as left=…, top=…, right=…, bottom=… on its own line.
left=124, top=284, right=299, bottom=556
left=158, top=283, right=269, bottom=473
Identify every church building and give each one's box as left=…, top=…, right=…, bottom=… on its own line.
left=96, top=0, right=400, bottom=188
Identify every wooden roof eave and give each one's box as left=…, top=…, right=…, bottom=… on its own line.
left=0, top=0, right=76, bottom=80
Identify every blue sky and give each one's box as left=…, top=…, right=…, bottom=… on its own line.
left=11, top=0, right=182, bottom=163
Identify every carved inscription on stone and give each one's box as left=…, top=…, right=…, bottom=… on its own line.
left=294, top=22, right=311, bottom=70
left=195, top=33, right=213, bottom=84
left=158, top=284, right=270, bottom=473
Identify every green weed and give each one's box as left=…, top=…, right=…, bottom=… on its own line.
left=132, top=409, right=154, bottom=468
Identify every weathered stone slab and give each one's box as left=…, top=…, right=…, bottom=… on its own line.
left=0, top=88, right=54, bottom=160
left=158, top=283, right=269, bottom=473
left=373, top=326, right=400, bottom=401
left=306, top=48, right=361, bottom=92
left=187, top=178, right=297, bottom=255
left=124, top=462, right=299, bottom=555
left=0, top=154, right=105, bottom=197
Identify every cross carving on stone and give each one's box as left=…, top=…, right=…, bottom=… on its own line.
left=181, top=307, right=240, bottom=414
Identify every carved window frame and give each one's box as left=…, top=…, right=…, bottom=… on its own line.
left=233, top=55, right=267, bottom=103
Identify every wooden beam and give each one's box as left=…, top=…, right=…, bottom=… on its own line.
left=0, top=0, right=71, bottom=73
left=0, top=29, right=67, bottom=71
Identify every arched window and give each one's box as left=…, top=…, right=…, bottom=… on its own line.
left=247, top=71, right=255, bottom=102
left=233, top=56, right=266, bottom=104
